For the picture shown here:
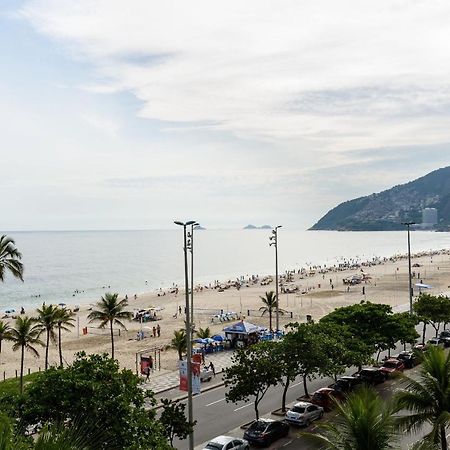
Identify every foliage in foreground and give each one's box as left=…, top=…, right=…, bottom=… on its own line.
left=302, top=385, right=400, bottom=450
left=18, top=352, right=171, bottom=450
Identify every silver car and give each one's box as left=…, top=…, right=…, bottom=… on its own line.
left=285, top=401, right=324, bottom=426
left=202, top=435, right=249, bottom=450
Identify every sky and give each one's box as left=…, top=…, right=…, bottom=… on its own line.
left=2, top=0, right=450, bottom=230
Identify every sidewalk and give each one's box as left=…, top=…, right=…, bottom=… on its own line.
left=142, top=350, right=236, bottom=394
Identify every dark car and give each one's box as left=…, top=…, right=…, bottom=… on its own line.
left=439, top=330, right=450, bottom=339
left=395, top=351, right=419, bottom=369
left=330, top=376, right=362, bottom=393
left=355, top=368, right=386, bottom=384
left=311, top=388, right=345, bottom=411
left=243, top=419, right=289, bottom=446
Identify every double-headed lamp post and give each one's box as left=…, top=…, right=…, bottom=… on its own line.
left=269, top=225, right=282, bottom=334
left=174, top=220, right=196, bottom=450
left=188, top=223, right=199, bottom=328
left=402, top=221, right=415, bottom=315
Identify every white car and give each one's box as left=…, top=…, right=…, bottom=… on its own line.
left=285, top=401, right=324, bottom=426
left=202, top=435, right=249, bottom=450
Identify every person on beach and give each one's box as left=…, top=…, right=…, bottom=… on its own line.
left=157, top=324, right=161, bottom=337
left=152, top=326, right=156, bottom=337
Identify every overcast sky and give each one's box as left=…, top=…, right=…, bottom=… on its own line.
left=2, top=0, right=450, bottom=230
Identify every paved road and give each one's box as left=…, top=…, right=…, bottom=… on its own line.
left=162, top=320, right=442, bottom=449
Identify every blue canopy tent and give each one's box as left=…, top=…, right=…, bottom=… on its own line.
left=223, top=320, right=264, bottom=348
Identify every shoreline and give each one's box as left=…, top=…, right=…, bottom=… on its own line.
left=1, top=247, right=450, bottom=381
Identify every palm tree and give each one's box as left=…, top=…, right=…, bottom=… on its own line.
left=36, top=304, right=59, bottom=370
left=259, top=291, right=286, bottom=332
left=0, top=234, right=23, bottom=282
left=55, top=308, right=75, bottom=367
left=303, top=385, right=400, bottom=450
left=171, top=329, right=187, bottom=360
left=0, top=320, right=11, bottom=364
left=9, top=316, right=43, bottom=394
left=87, top=293, right=132, bottom=360
left=196, top=327, right=211, bottom=339
left=396, top=346, right=450, bottom=450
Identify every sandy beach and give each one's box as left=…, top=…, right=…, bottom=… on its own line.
left=1, top=249, right=450, bottom=380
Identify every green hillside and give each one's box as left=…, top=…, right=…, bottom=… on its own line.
left=310, top=166, right=450, bottom=231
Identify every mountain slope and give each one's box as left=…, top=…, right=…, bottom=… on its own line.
left=310, top=166, right=450, bottom=231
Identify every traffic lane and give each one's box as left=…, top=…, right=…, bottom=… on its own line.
left=173, top=374, right=336, bottom=448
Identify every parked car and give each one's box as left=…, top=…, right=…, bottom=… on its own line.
left=203, top=436, right=249, bottom=450
left=338, top=376, right=363, bottom=389
left=243, top=419, right=289, bottom=446
left=413, top=343, right=428, bottom=352
left=329, top=378, right=352, bottom=393
left=285, top=401, right=324, bottom=426
left=439, top=330, right=450, bottom=339
left=311, top=388, right=345, bottom=411
left=380, top=358, right=405, bottom=377
left=355, top=368, right=386, bottom=384
left=439, top=337, right=450, bottom=347
left=395, top=351, right=419, bottom=369
left=427, top=338, right=445, bottom=347
left=200, top=367, right=214, bottom=382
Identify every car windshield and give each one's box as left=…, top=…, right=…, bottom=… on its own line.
left=292, top=406, right=306, bottom=413
left=250, top=421, right=269, bottom=432
left=313, top=393, right=325, bottom=401
left=205, top=443, right=223, bottom=450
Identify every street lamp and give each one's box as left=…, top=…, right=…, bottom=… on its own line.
left=402, top=221, right=415, bottom=315
left=174, top=219, right=196, bottom=450
left=188, top=223, right=200, bottom=329
left=269, top=225, right=282, bottom=334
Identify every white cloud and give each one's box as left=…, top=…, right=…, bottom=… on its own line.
left=19, top=0, right=450, bottom=151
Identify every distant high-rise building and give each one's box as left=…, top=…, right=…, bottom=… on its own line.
left=422, top=208, right=438, bottom=226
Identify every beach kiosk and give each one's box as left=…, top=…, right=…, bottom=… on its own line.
left=223, top=320, right=262, bottom=349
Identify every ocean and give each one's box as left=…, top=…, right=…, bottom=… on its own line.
left=1, top=229, right=450, bottom=312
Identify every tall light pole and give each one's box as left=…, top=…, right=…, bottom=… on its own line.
left=269, top=225, right=282, bottom=334
left=174, top=219, right=196, bottom=450
left=402, top=221, right=415, bottom=315
left=188, top=223, right=199, bottom=330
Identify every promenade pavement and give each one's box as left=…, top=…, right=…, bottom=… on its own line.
left=142, top=350, right=235, bottom=394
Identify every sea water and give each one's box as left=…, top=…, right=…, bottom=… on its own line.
left=1, top=229, right=450, bottom=311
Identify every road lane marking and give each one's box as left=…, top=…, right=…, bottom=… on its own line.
left=289, top=382, right=302, bottom=389
left=234, top=403, right=252, bottom=411
left=282, top=439, right=293, bottom=447
left=205, top=398, right=226, bottom=407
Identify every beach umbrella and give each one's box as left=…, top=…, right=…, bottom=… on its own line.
left=58, top=303, right=66, bottom=307
left=212, top=335, right=224, bottom=342
left=204, top=338, right=215, bottom=344
left=193, top=338, right=207, bottom=344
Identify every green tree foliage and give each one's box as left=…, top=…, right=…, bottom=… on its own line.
left=0, top=321, right=11, bottom=364
left=87, top=293, right=132, bottom=360
left=259, top=291, right=286, bottom=332
left=284, top=323, right=327, bottom=398
left=9, top=317, right=44, bottom=394
left=35, top=305, right=59, bottom=370
left=171, top=329, right=187, bottom=360
left=413, top=294, right=450, bottom=339
left=196, top=327, right=211, bottom=339
left=160, top=398, right=196, bottom=447
left=0, top=235, right=23, bottom=282
left=396, top=346, right=450, bottom=450
left=55, top=308, right=75, bottom=367
left=320, top=301, right=417, bottom=360
left=21, top=352, right=171, bottom=450
left=224, top=341, right=281, bottom=420
left=302, top=385, right=400, bottom=450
